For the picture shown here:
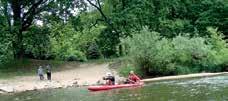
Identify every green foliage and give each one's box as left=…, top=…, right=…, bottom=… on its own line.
left=89, top=0, right=227, bottom=57
left=0, top=41, right=13, bottom=66
left=0, top=59, right=32, bottom=78
left=0, top=26, right=13, bottom=66
left=172, top=35, right=220, bottom=72
left=0, top=0, right=227, bottom=76
left=118, top=64, right=144, bottom=78
left=50, top=22, right=105, bottom=61
left=122, top=28, right=228, bottom=76
left=122, top=28, right=176, bottom=75
left=97, top=28, right=120, bottom=57
left=159, top=19, right=192, bottom=37
left=172, top=36, right=211, bottom=65
left=86, top=42, right=102, bottom=59
left=0, top=59, right=65, bottom=79
left=207, top=27, right=227, bottom=51
left=23, top=26, right=52, bottom=59
left=174, top=65, right=192, bottom=74
left=105, top=0, right=227, bottom=37
left=64, top=49, right=87, bottom=62
left=206, top=27, right=228, bottom=71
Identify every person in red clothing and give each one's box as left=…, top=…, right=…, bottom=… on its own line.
left=126, top=71, right=141, bottom=84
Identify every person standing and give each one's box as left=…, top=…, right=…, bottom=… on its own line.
left=37, top=66, right=44, bottom=80
left=46, top=64, right=52, bottom=80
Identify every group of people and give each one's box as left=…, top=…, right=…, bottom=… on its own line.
left=37, top=64, right=52, bottom=80
left=103, top=70, right=141, bottom=85
left=37, top=64, right=140, bottom=85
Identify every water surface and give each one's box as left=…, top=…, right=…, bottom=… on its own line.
left=1, top=75, right=228, bottom=101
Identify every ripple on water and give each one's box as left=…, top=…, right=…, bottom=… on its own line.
left=156, top=75, right=228, bottom=87
left=1, top=75, right=228, bottom=101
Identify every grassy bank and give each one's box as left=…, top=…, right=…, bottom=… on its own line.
left=0, top=58, right=122, bottom=79
left=0, top=59, right=67, bottom=79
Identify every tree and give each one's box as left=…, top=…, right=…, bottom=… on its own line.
left=1, top=0, right=51, bottom=58
left=0, top=0, right=87, bottom=59
left=86, top=0, right=126, bottom=56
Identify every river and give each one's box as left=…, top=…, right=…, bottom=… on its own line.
left=1, top=74, right=228, bottom=101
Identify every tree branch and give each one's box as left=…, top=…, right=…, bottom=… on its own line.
left=86, top=0, right=120, bottom=35
left=89, top=18, right=104, bottom=29
left=86, top=0, right=109, bottom=25
left=22, top=0, right=45, bottom=20
left=22, top=0, right=50, bottom=31
left=97, top=0, right=101, bottom=9
left=2, top=2, right=11, bottom=28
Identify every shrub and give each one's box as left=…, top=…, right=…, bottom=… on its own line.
left=0, top=29, right=13, bottom=66
left=50, top=23, right=104, bottom=61
left=86, top=42, right=102, bottom=59
left=119, top=64, right=144, bottom=77
left=65, top=50, right=87, bottom=62
left=174, top=65, right=191, bottom=74
left=172, top=35, right=213, bottom=72
left=0, top=42, right=13, bottom=66
left=122, top=28, right=175, bottom=76
left=207, top=27, right=227, bottom=51
left=23, top=26, right=51, bottom=59
left=121, top=28, right=228, bottom=76
left=206, top=27, right=228, bottom=71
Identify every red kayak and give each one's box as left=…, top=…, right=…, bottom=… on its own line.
left=88, top=82, right=144, bottom=91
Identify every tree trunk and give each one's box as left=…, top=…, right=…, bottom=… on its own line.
left=11, top=0, right=24, bottom=59
left=12, top=28, right=24, bottom=59
left=16, top=30, right=24, bottom=59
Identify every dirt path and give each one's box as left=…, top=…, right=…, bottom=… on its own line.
left=0, top=63, right=115, bottom=93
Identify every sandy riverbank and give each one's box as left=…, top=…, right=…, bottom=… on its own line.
left=0, top=62, right=227, bottom=94
left=0, top=63, right=118, bottom=94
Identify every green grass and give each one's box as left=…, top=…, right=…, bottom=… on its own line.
left=0, top=57, right=125, bottom=79
left=0, top=59, right=66, bottom=79
left=85, top=57, right=126, bottom=64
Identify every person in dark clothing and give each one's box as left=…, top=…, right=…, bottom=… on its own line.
left=103, top=72, right=115, bottom=85
left=46, top=64, right=52, bottom=80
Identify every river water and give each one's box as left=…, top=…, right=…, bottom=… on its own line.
left=1, top=75, right=228, bottom=101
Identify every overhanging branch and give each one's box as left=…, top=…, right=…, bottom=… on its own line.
left=22, top=0, right=50, bottom=31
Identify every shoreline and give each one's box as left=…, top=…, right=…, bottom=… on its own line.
left=0, top=64, right=227, bottom=94
left=142, top=72, right=228, bottom=82
left=0, top=63, right=114, bottom=94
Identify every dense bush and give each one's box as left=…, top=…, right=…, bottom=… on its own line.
left=206, top=27, right=228, bottom=71
left=0, top=28, right=13, bottom=66
left=118, top=64, right=144, bottom=78
left=0, top=0, right=227, bottom=64
left=65, top=50, right=87, bottom=62
left=0, top=42, right=13, bottom=66
left=121, top=28, right=228, bottom=76
left=50, top=23, right=105, bottom=61
left=122, top=28, right=176, bottom=76
left=102, top=0, right=227, bottom=56
left=86, top=42, right=102, bottom=59
left=23, top=26, right=52, bottom=59
left=172, top=35, right=214, bottom=73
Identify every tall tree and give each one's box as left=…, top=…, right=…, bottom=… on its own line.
left=86, top=0, right=122, bottom=56
left=1, top=0, right=86, bottom=58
